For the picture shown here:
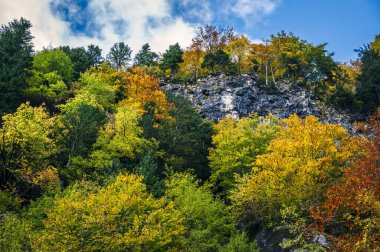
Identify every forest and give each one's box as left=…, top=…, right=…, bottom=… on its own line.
left=0, top=17, right=379, bottom=251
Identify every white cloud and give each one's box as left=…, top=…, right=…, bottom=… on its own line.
left=231, top=0, right=281, bottom=23
left=0, top=0, right=281, bottom=56
left=0, top=0, right=196, bottom=55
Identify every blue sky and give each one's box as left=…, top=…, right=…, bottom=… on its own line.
left=1, top=0, right=379, bottom=62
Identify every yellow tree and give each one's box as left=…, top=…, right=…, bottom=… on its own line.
left=0, top=103, right=59, bottom=197
left=231, top=115, right=359, bottom=227
left=36, top=173, right=186, bottom=251
left=177, top=46, right=207, bottom=80
left=225, top=35, right=253, bottom=74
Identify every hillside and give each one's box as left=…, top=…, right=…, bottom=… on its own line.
left=0, top=16, right=379, bottom=252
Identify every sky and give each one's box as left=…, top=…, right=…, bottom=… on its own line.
left=0, top=0, right=379, bottom=62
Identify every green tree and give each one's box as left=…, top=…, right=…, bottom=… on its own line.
left=57, top=93, right=107, bottom=179
left=75, top=70, right=115, bottom=110
left=0, top=18, right=33, bottom=115
left=166, top=172, right=252, bottom=251
left=69, top=103, right=146, bottom=181
left=160, top=43, right=183, bottom=80
left=135, top=152, right=164, bottom=198
left=106, top=42, right=132, bottom=70
left=215, top=49, right=230, bottom=73
left=156, top=94, right=213, bottom=180
left=201, top=52, right=216, bottom=73
left=37, top=173, right=185, bottom=251
left=209, top=114, right=279, bottom=196
left=0, top=213, right=32, bottom=251
left=87, top=44, right=103, bottom=66
left=59, top=46, right=92, bottom=80
left=0, top=103, right=59, bottom=199
left=134, top=43, right=158, bottom=66
left=24, top=49, right=73, bottom=108
left=355, top=41, right=380, bottom=115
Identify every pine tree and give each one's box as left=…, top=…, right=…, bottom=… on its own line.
left=0, top=18, right=34, bottom=115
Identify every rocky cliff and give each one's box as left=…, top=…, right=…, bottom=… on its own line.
left=161, top=74, right=354, bottom=131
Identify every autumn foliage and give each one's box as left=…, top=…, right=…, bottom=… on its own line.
left=310, top=109, right=380, bottom=251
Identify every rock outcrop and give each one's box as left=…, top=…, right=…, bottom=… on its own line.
left=161, top=74, right=354, bottom=131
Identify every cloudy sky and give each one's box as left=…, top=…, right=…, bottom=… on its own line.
left=0, top=0, right=379, bottom=62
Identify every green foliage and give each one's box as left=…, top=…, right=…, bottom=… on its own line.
left=135, top=152, right=164, bottom=198
left=209, top=114, right=280, bottom=196
left=75, top=71, right=116, bottom=110
left=0, top=103, right=59, bottom=198
left=160, top=43, right=183, bottom=79
left=31, top=49, right=73, bottom=83
left=221, top=231, right=259, bottom=252
left=156, top=94, right=213, bottom=180
left=0, top=213, right=32, bottom=251
left=355, top=41, right=380, bottom=115
left=201, top=50, right=231, bottom=73
left=202, top=52, right=217, bottom=72
left=106, top=42, right=132, bottom=70
left=36, top=173, right=185, bottom=251
left=24, top=49, right=73, bottom=108
left=134, top=43, right=158, bottom=66
left=71, top=104, right=146, bottom=180
left=57, top=94, right=107, bottom=180
left=0, top=18, right=33, bottom=115
left=59, top=46, right=92, bottom=80
left=87, top=44, right=103, bottom=66
left=165, top=172, right=241, bottom=251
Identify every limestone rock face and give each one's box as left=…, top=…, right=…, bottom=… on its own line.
left=161, top=74, right=353, bottom=131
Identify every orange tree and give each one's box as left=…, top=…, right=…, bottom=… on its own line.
left=310, top=109, right=380, bottom=251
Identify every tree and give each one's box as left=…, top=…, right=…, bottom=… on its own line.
left=106, top=42, right=132, bottom=70
left=201, top=52, right=216, bottom=73
left=231, top=115, right=358, bottom=228
left=178, top=38, right=205, bottom=80
left=194, top=25, right=235, bottom=53
left=209, top=114, right=279, bottom=196
left=134, top=43, right=158, bottom=66
left=59, top=46, right=92, bottom=80
left=57, top=93, right=107, bottom=178
left=215, top=50, right=230, bottom=73
left=155, top=94, right=213, bottom=180
left=24, top=49, right=73, bottom=108
left=68, top=103, right=147, bottom=181
left=165, top=173, right=254, bottom=251
left=355, top=39, right=380, bottom=115
left=87, top=44, right=103, bottom=66
left=311, top=109, right=380, bottom=251
left=36, top=173, right=186, bottom=251
left=75, top=70, right=115, bottom=110
left=31, top=49, right=73, bottom=83
left=135, top=153, right=164, bottom=198
left=225, top=35, right=253, bottom=74
left=0, top=103, right=59, bottom=199
left=160, top=43, right=183, bottom=80
left=0, top=18, right=34, bottom=115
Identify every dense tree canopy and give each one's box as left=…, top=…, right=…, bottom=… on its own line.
left=0, top=17, right=379, bottom=251
left=231, top=115, right=358, bottom=228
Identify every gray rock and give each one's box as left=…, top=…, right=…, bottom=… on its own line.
left=161, top=75, right=354, bottom=132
